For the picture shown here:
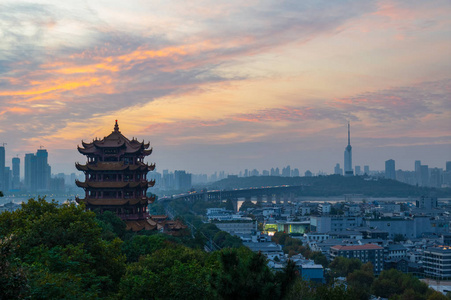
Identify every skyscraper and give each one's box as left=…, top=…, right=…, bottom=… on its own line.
left=12, top=157, right=20, bottom=190
left=344, top=122, right=353, bottom=176
left=415, top=160, right=422, bottom=185
left=25, top=153, right=37, bottom=191
left=334, top=163, right=343, bottom=175
left=385, top=159, right=396, bottom=180
left=0, top=146, right=5, bottom=190
left=36, top=149, right=50, bottom=191
left=364, top=165, right=370, bottom=175
left=355, top=165, right=361, bottom=176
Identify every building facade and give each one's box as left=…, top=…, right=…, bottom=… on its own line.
left=423, top=246, right=451, bottom=279
left=385, top=159, right=396, bottom=180
left=330, top=244, right=384, bottom=274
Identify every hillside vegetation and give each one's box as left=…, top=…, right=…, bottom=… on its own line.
left=206, top=175, right=450, bottom=198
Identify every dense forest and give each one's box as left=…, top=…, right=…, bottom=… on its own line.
left=206, top=175, right=451, bottom=197
left=1, top=198, right=449, bottom=299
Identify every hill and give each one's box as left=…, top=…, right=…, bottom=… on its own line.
left=205, top=175, right=451, bottom=198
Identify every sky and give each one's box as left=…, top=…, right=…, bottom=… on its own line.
left=0, top=0, right=450, bottom=176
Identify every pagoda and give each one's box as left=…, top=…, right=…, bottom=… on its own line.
left=75, top=121, right=156, bottom=230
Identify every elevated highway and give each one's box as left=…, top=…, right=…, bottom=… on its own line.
left=159, top=185, right=303, bottom=210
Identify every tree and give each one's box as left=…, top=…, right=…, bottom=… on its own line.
left=121, top=234, right=169, bottom=262
left=95, top=210, right=127, bottom=240
left=210, top=247, right=295, bottom=300
left=329, top=257, right=362, bottom=277
left=118, top=245, right=213, bottom=300
left=0, top=198, right=126, bottom=298
left=394, top=234, right=407, bottom=242
left=371, top=269, right=433, bottom=299
left=347, top=262, right=374, bottom=300
left=310, top=251, right=328, bottom=268
left=0, top=237, right=28, bottom=299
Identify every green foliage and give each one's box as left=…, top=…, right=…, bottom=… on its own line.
left=272, top=232, right=306, bottom=256
left=0, top=238, right=28, bottom=299
left=329, top=256, right=362, bottom=277
left=394, top=233, right=407, bottom=242
left=148, top=202, right=165, bottom=215
left=210, top=247, right=296, bottom=300
left=285, top=279, right=357, bottom=300
left=371, top=269, right=434, bottom=300
left=118, top=245, right=213, bottom=300
left=213, top=231, right=242, bottom=248
left=0, top=197, right=126, bottom=298
left=346, top=262, right=374, bottom=300
left=310, top=251, right=328, bottom=268
left=94, top=210, right=127, bottom=240
left=122, top=234, right=169, bottom=262
left=239, top=199, right=260, bottom=212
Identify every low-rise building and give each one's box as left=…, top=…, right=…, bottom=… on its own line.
left=213, top=219, right=257, bottom=235
left=386, top=244, right=407, bottom=260
left=330, top=244, right=384, bottom=274
left=423, top=246, right=451, bottom=279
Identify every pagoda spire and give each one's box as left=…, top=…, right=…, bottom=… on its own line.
left=114, top=120, right=120, bottom=133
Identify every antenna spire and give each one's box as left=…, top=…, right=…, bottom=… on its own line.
left=348, top=122, right=351, bottom=146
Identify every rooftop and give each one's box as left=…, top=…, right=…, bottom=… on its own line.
left=331, top=244, right=383, bottom=251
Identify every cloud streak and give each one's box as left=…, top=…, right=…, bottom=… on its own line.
left=0, top=0, right=449, bottom=173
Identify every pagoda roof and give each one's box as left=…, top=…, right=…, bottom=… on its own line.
left=75, top=180, right=150, bottom=189
left=76, top=196, right=154, bottom=206
left=78, top=121, right=152, bottom=155
left=75, top=162, right=155, bottom=172
left=126, top=219, right=158, bottom=232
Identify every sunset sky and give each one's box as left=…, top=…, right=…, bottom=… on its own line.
left=0, top=0, right=450, bottom=175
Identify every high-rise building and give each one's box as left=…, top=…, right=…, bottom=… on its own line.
left=385, top=159, right=396, bottom=180
left=0, top=146, right=5, bottom=191
left=174, top=170, right=192, bottom=191
left=282, top=165, right=291, bottom=177
left=334, top=163, right=343, bottom=175
left=3, top=167, right=11, bottom=191
left=420, top=165, right=429, bottom=187
left=364, top=165, right=370, bottom=175
left=355, top=165, right=361, bottom=176
left=344, top=122, right=353, bottom=176
left=446, top=161, right=451, bottom=173
left=24, top=153, right=37, bottom=191
left=36, top=149, right=50, bottom=191
left=415, top=160, right=422, bottom=185
left=12, top=157, right=20, bottom=190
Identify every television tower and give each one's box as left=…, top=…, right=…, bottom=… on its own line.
left=344, top=122, right=353, bottom=176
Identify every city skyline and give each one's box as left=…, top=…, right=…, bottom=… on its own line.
left=0, top=1, right=450, bottom=174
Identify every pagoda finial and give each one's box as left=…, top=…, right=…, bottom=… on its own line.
left=114, top=120, right=120, bottom=133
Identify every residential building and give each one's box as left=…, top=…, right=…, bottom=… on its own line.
left=385, top=159, right=396, bottom=180
left=423, top=246, right=451, bottom=279
left=330, top=244, right=384, bottom=274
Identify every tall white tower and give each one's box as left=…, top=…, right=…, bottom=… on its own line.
left=344, top=122, right=353, bottom=176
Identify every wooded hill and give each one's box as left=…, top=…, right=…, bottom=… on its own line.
left=205, top=175, right=451, bottom=198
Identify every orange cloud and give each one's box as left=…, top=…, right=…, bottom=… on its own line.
left=0, top=107, right=33, bottom=115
